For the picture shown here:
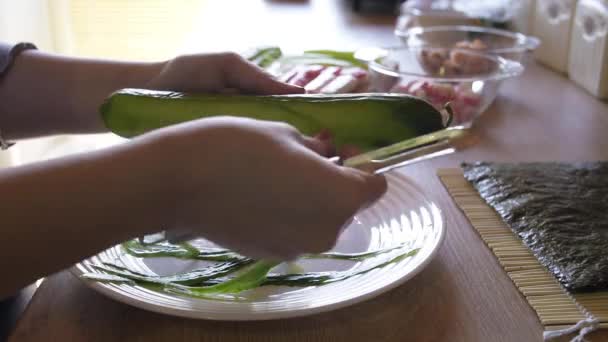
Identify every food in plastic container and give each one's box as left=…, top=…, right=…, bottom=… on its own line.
left=390, top=81, right=482, bottom=123
left=395, top=25, right=540, bottom=64
left=366, top=46, right=524, bottom=125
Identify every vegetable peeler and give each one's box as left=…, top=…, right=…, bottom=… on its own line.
left=332, top=125, right=472, bottom=174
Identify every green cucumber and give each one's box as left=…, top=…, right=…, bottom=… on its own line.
left=101, top=89, right=445, bottom=150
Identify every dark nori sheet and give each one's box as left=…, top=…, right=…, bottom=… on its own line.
left=462, top=162, right=608, bottom=292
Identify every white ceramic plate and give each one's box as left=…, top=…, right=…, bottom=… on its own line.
left=71, top=172, right=445, bottom=321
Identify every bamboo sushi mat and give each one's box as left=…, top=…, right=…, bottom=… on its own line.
left=437, top=168, right=608, bottom=333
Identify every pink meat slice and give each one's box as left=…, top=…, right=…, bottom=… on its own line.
left=288, top=65, right=326, bottom=87
left=278, top=66, right=302, bottom=83
left=304, top=66, right=342, bottom=93
left=342, top=67, right=370, bottom=92
left=340, top=67, right=368, bottom=79
left=320, top=75, right=360, bottom=94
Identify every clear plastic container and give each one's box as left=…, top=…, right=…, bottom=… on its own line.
left=395, top=25, right=540, bottom=64
left=396, top=0, right=535, bottom=31
left=365, top=46, right=524, bottom=125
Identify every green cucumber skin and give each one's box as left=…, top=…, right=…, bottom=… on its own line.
left=101, top=89, right=444, bottom=150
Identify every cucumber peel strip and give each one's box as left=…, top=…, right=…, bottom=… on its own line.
left=87, top=258, right=254, bottom=286
left=164, top=260, right=280, bottom=296
left=302, top=50, right=367, bottom=68
left=122, top=238, right=410, bottom=263
left=122, top=240, right=244, bottom=262
left=82, top=245, right=420, bottom=296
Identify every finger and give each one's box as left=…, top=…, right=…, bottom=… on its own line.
left=222, top=54, right=305, bottom=95
left=359, top=173, right=388, bottom=209
left=264, top=245, right=302, bottom=262
left=293, top=226, right=340, bottom=255
left=338, top=145, right=362, bottom=159
left=165, top=227, right=195, bottom=244
left=315, top=128, right=332, bottom=141
left=342, top=169, right=388, bottom=210
left=338, top=217, right=354, bottom=236
left=300, top=136, right=335, bottom=157
left=218, top=87, right=241, bottom=95
left=314, top=129, right=336, bottom=156
left=299, top=143, right=386, bottom=211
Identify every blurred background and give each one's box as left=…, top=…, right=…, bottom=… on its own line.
left=0, top=0, right=405, bottom=62
left=0, top=0, right=405, bottom=165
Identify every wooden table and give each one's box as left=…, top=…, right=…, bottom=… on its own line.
left=7, top=1, right=608, bottom=341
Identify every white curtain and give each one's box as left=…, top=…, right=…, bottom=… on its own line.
left=0, top=0, right=57, bottom=167
left=0, top=0, right=206, bottom=167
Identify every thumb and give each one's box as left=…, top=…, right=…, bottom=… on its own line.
left=342, top=168, right=388, bottom=210
left=224, top=55, right=305, bottom=95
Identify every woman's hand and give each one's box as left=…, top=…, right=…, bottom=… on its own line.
left=141, top=54, right=377, bottom=260
left=147, top=52, right=303, bottom=95
left=144, top=116, right=387, bottom=261
left=0, top=49, right=302, bottom=139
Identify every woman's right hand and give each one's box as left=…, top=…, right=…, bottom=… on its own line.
left=140, top=116, right=387, bottom=261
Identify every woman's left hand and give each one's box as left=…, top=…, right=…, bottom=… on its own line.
left=147, top=52, right=304, bottom=95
